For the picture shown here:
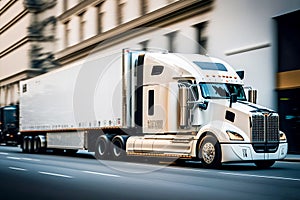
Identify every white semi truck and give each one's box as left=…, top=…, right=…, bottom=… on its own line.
left=19, top=49, right=288, bottom=168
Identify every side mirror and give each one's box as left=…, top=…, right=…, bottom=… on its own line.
left=229, top=93, right=237, bottom=108
left=236, top=70, right=244, bottom=80
left=199, top=101, right=208, bottom=110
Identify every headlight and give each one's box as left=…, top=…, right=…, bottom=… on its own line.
left=226, top=130, right=244, bottom=141
left=279, top=131, right=287, bottom=141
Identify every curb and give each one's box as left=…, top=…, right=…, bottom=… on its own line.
left=283, top=158, right=300, bottom=162
left=283, top=155, right=300, bottom=162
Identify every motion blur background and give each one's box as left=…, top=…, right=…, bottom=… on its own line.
left=0, top=0, right=299, bottom=152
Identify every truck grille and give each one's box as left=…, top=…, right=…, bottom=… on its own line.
left=251, top=113, right=279, bottom=153
left=252, top=114, right=265, bottom=142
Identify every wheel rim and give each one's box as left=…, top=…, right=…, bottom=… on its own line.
left=23, top=139, right=27, bottom=151
left=33, top=139, right=40, bottom=153
left=202, top=142, right=215, bottom=164
left=98, top=139, right=106, bottom=155
left=28, top=139, right=32, bottom=152
left=34, top=140, right=38, bottom=151
left=113, top=140, right=122, bottom=157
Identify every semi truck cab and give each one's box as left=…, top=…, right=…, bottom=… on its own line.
left=0, top=105, right=20, bottom=145
left=125, top=50, right=288, bottom=168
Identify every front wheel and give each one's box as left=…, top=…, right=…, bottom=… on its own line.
left=254, top=160, right=275, bottom=169
left=198, top=135, right=222, bottom=169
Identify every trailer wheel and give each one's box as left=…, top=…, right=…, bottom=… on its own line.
left=22, top=136, right=29, bottom=153
left=95, top=135, right=109, bottom=160
left=198, top=135, right=222, bottom=169
left=33, top=136, right=41, bottom=153
left=22, top=136, right=33, bottom=153
left=111, top=135, right=128, bottom=160
left=254, top=160, right=275, bottom=169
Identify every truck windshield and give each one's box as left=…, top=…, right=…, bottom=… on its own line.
left=200, top=83, right=246, bottom=100
left=4, top=109, right=17, bottom=123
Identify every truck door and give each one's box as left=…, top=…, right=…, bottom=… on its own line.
left=143, top=85, right=168, bottom=133
left=135, top=54, right=144, bottom=128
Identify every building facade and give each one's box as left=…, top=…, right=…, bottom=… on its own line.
left=0, top=0, right=299, bottom=152
left=54, top=0, right=211, bottom=65
left=0, top=0, right=31, bottom=106
left=207, top=0, right=300, bottom=153
left=0, top=0, right=57, bottom=107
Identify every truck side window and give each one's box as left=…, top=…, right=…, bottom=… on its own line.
left=151, top=65, right=164, bottom=75
left=148, top=90, right=154, bottom=115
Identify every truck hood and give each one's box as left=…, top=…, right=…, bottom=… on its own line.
left=203, top=99, right=277, bottom=142
left=232, top=100, right=276, bottom=114
left=209, top=99, right=275, bottom=115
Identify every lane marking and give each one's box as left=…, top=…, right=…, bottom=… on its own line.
left=0, top=152, right=9, bottom=155
left=22, top=157, right=40, bottom=162
left=167, top=167, right=208, bottom=173
left=6, top=156, right=40, bottom=162
left=280, top=161, right=300, bottom=164
left=7, top=156, right=21, bottom=160
left=9, top=167, right=27, bottom=171
left=82, top=170, right=120, bottom=178
left=123, top=161, right=209, bottom=173
left=38, top=171, right=73, bottom=179
left=219, top=172, right=300, bottom=182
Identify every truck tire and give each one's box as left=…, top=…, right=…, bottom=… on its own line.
left=198, top=135, right=222, bottom=169
left=111, top=135, right=128, bottom=160
left=254, top=160, right=275, bottom=169
left=22, top=136, right=33, bottom=153
left=33, top=136, right=41, bottom=153
left=22, top=136, right=29, bottom=153
left=95, top=135, right=110, bottom=160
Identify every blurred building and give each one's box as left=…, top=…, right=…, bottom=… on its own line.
left=0, top=0, right=56, bottom=106
left=0, top=0, right=299, bottom=152
left=54, top=0, right=211, bottom=64
left=207, top=0, right=300, bottom=153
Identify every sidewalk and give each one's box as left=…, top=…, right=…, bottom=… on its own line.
left=284, top=154, right=300, bottom=162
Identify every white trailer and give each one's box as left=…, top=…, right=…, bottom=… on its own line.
left=19, top=49, right=288, bottom=168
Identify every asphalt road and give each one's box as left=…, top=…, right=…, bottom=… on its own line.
left=0, top=146, right=299, bottom=200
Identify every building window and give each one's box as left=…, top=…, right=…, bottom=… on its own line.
left=63, top=0, right=68, bottom=11
left=64, top=20, right=70, bottom=47
left=78, top=11, right=86, bottom=41
left=165, top=31, right=177, bottom=53
left=140, top=0, right=148, bottom=15
left=139, top=40, right=149, bottom=50
left=194, top=22, right=208, bottom=54
left=96, top=3, right=104, bottom=34
left=116, top=0, right=125, bottom=25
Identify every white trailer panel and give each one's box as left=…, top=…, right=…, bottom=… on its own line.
left=47, top=131, right=85, bottom=149
left=20, top=53, right=123, bottom=132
